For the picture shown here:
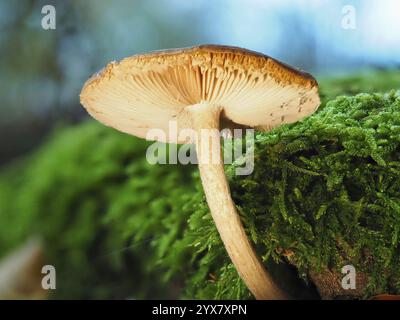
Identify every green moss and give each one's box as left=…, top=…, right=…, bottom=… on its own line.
left=167, top=90, right=400, bottom=299
left=0, top=70, right=399, bottom=299
left=0, top=122, right=196, bottom=299
left=228, top=91, right=400, bottom=297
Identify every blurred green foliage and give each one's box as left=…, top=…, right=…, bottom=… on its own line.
left=0, top=71, right=399, bottom=299
left=0, top=123, right=197, bottom=299
left=318, top=70, right=400, bottom=103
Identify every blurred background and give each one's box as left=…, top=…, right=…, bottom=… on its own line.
left=1, top=0, right=399, bottom=165
left=0, top=0, right=400, bottom=300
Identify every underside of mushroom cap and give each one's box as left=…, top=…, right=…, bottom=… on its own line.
left=80, top=45, right=320, bottom=143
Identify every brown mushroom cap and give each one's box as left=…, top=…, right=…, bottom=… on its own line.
left=80, top=45, right=318, bottom=299
left=80, top=45, right=320, bottom=143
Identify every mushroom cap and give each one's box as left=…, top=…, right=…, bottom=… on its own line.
left=80, top=45, right=320, bottom=143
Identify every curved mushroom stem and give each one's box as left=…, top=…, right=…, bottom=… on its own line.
left=186, top=102, right=287, bottom=300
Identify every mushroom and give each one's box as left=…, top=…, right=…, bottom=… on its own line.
left=80, top=45, right=320, bottom=300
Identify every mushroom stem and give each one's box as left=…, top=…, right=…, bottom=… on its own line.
left=186, top=102, right=287, bottom=300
